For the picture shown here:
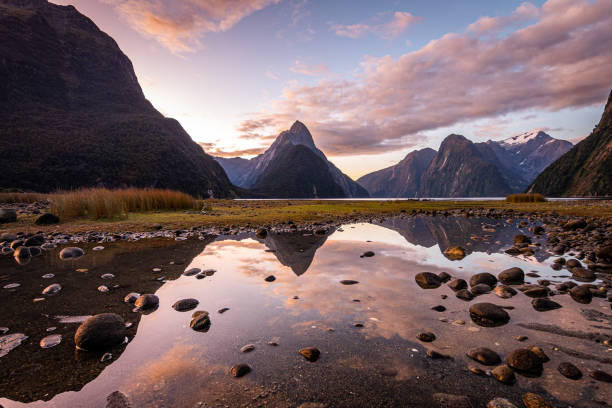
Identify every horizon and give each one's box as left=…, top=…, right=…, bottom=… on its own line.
left=50, top=0, right=611, bottom=179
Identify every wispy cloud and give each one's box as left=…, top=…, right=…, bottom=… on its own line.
left=101, top=0, right=281, bottom=54
left=242, top=0, right=612, bottom=156
left=199, top=142, right=266, bottom=157
left=289, top=60, right=329, bottom=76
left=331, top=11, right=422, bottom=40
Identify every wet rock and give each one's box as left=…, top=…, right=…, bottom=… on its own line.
left=98, top=285, right=109, bottom=293
left=93, top=246, right=104, bottom=251
left=101, top=273, right=115, bottom=279
left=415, top=272, right=442, bottom=289
left=566, top=259, right=581, bottom=268
left=571, top=267, right=595, bottom=281
left=443, top=246, right=465, bottom=260
left=299, top=347, right=320, bottom=362
left=9, top=240, right=23, bottom=250
left=40, top=334, right=62, bottom=348
left=498, top=267, right=524, bottom=285
left=360, top=251, right=375, bottom=258
left=466, top=347, right=501, bottom=365
left=507, top=349, right=543, bottom=376
left=123, top=293, right=139, bottom=303
left=564, top=218, right=586, bottom=230
left=569, top=285, right=592, bottom=304
left=340, top=280, right=359, bottom=285
left=74, top=313, right=126, bottom=351
left=438, top=272, right=451, bottom=282
left=100, top=352, right=113, bottom=362
left=240, top=344, right=255, bottom=353
left=558, top=362, right=582, bottom=379
left=426, top=349, right=452, bottom=359
left=469, top=273, right=497, bottom=288
left=24, top=235, right=45, bottom=247
left=469, top=303, right=510, bottom=327
left=505, top=247, right=521, bottom=255
left=13, top=246, right=31, bottom=259
left=487, top=398, right=518, bottom=408
left=59, top=247, right=84, bottom=260
left=182, top=268, right=201, bottom=276
left=231, top=363, right=251, bottom=377
left=471, top=284, right=492, bottom=295
left=432, top=393, right=472, bottom=408
left=491, top=365, right=515, bottom=384
left=431, top=305, right=446, bottom=312
left=264, top=275, right=276, bottom=282
left=468, top=365, right=486, bottom=376
left=596, top=245, right=612, bottom=263
left=532, top=298, right=562, bottom=312
left=106, top=391, right=131, bottom=408
left=493, top=286, right=517, bottom=299
left=416, top=332, right=436, bottom=342
left=522, top=393, right=552, bottom=408
left=456, top=289, right=474, bottom=301
left=255, top=228, right=267, bottom=239
left=528, top=346, right=549, bottom=362
left=590, top=370, right=612, bottom=382
left=0, top=208, right=17, bottom=223
left=42, top=283, right=62, bottom=295
left=172, top=298, right=199, bottom=312
left=190, top=311, right=211, bottom=331
left=514, top=234, right=531, bottom=245
left=218, top=307, right=229, bottom=313
left=523, top=286, right=549, bottom=298
left=134, top=294, right=159, bottom=310
left=448, top=279, right=467, bottom=291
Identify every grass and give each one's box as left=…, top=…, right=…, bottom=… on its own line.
left=0, top=192, right=47, bottom=203
left=49, top=188, right=199, bottom=220
left=506, top=193, right=547, bottom=203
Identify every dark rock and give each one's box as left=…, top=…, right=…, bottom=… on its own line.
left=172, top=298, right=199, bottom=312
left=466, top=347, right=501, bottom=365
left=590, top=370, right=612, bottom=382
left=469, top=303, right=510, bottom=327
left=532, top=298, right=562, bottom=312
left=24, top=235, right=44, bottom=247
left=491, top=365, right=515, bottom=384
left=264, top=275, right=276, bottom=282
left=444, top=246, right=466, bottom=260
left=448, top=279, right=467, bottom=291
left=182, top=268, right=201, bottom=276
left=190, top=312, right=211, bottom=331
left=438, top=272, right=451, bottom=282
left=569, top=286, right=592, bottom=304
left=566, top=259, right=581, bottom=268
left=415, top=272, right=442, bottom=289
left=528, top=346, right=549, bottom=362
left=471, top=283, right=492, bottom=295
left=218, top=307, right=229, bottom=313
left=596, top=245, right=612, bottom=263
left=255, top=228, right=268, bottom=239
left=514, top=234, right=531, bottom=244
left=487, top=398, right=518, bottom=408
left=498, top=267, right=524, bottom=285
left=493, top=286, right=517, bottom=299
left=13, top=246, right=31, bottom=259
left=106, top=391, right=131, bottom=408
left=469, top=273, right=497, bottom=288
left=74, top=313, right=125, bottom=351
left=564, top=218, right=586, bottom=230
left=340, top=280, right=359, bottom=285
left=123, top=293, right=139, bottom=303
left=456, top=289, right=474, bottom=301
left=10, top=240, right=23, bottom=250
left=522, top=393, right=552, bottom=408
left=360, top=251, right=375, bottom=258
left=571, top=267, right=595, bottom=281
left=134, top=294, right=159, bottom=310
left=35, top=213, right=59, bottom=225
left=0, top=209, right=17, bottom=223
left=558, top=362, right=582, bottom=379
left=240, top=344, right=255, bottom=353
left=42, top=283, right=61, bottom=295
left=523, top=286, right=549, bottom=298
left=299, top=347, right=320, bottom=362
left=59, top=247, right=84, bottom=260
left=230, top=363, right=251, bottom=377
left=28, top=246, right=41, bottom=256
left=416, top=332, right=436, bottom=342
left=431, top=305, right=446, bottom=312
left=507, top=349, right=543, bottom=376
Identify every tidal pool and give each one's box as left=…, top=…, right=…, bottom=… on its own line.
left=0, top=216, right=610, bottom=407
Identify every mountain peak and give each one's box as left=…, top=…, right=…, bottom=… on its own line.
left=276, top=120, right=316, bottom=150
left=499, top=129, right=550, bottom=146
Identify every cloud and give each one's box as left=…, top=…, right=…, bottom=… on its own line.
left=331, top=11, right=422, bottom=40
left=199, top=142, right=266, bottom=157
left=103, top=0, right=281, bottom=53
left=243, top=0, right=612, bottom=156
left=266, top=69, right=280, bottom=80
left=289, top=60, right=330, bottom=76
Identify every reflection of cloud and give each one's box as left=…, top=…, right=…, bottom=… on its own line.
left=331, top=11, right=422, bottom=40
left=243, top=0, right=612, bottom=156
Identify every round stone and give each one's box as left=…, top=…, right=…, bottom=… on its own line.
left=74, top=313, right=126, bottom=351
left=469, top=303, right=510, bottom=327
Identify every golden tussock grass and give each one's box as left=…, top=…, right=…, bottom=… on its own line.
left=506, top=193, right=547, bottom=203
left=0, top=192, right=47, bottom=203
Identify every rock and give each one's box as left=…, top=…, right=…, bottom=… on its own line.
left=13, top=246, right=31, bottom=259
left=172, top=298, right=199, bottom=312
left=9, top=240, right=23, bottom=250
left=528, top=346, right=549, bottom=362
left=431, top=305, right=446, bottom=312
left=456, top=289, right=474, bottom=301
left=360, top=251, right=375, bottom=258
left=471, top=283, right=492, bottom=295
left=106, top=391, right=131, bottom=408
left=182, top=268, right=201, bottom=276
left=558, top=362, right=582, bottom=379
left=432, top=393, right=472, bottom=408
left=240, top=344, right=255, bottom=353
left=487, top=398, right=518, bottom=408
left=469, top=303, right=510, bottom=327
left=416, top=332, right=436, bottom=342
left=190, top=312, right=211, bottom=331
left=255, top=228, right=267, bottom=238
left=491, top=365, right=515, bottom=384
left=40, top=334, right=62, bottom=349
left=264, top=275, right=276, bottom=282
left=74, top=313, right=126, bottom=351
left=571, top=267, right=595, bottom=281
left=448, top=279, right=467, bottom=291
left=415, top=272, right=442, bottom=289
left=507, top=349, right=543, bottom=376
left=299, top=347, right=320, bottom=362
left=564, top=218, right=586, bottom=230
left=532, top=298, right=562, bottom=312
left=522, top=393, right=552, bottom=408
left=98, top=285, right=109, bottom=293
left=444, top=246, right=465, bottom=260
left=0, top=209, right=17, bottom=223
left=59, top=247, right=84, bottom=260
left=438, top=272, right=451, bottom=282
left=230, top=363, right=251, bottom=378
left=498, top=267, right=524, bottom=285
left=340, top=280, right=359, bottom=285
left=134, top=294, right=159, bottom=310
left=469, top=365, right=486, bottom=375
left=466, top=347, right=501, bottom=365
left=566, top=259, right=581, bottom=268
left=596, top=245, right=612, bottom=263
left=123, top=293, right=139, bottom=303
left=101, top=273, right=114, bottom=279
left=514, top=234, right=531, bottom=244
left=469, top=273, right=497, bottom=288
left=523, top=286, right=549, bottom=298
left=93, top=246, right=104, bottom=251
left=42, top=283, right=62, bottom=295
left=590, top=370, right=612, bottom=382
left=569, top=286, right=592, bottom=304
left=35, top=213, right=59, bottom=225
left=493, top=286, right=516, bottom=299
left=218, top=307, right=229, bottom=313
left=426, top=349, right=452, bottom=359
left=24, top=235, right=44, bottom=247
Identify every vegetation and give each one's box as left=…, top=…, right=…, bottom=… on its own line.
left=49, top=188, right=199, bottom=220
left=506, top=193, right=547, bottom=203
left=0, top=192, right=47, bottom=203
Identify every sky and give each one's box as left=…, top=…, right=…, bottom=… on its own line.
left=53, top=0, right=612, bottom=179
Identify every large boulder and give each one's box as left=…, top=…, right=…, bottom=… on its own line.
left=74, top=313, right=126, bottom=351
left=35, top=213, right=59, bottom=225
left=0, top=208, right=17, bottom=223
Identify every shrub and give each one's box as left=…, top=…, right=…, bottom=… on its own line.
left=506, top=193, right=547, bottom=203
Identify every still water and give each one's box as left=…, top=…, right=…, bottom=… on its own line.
left=0, top=216, right=610, bottom=407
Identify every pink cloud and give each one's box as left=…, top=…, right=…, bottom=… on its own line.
left=243, top=0, right=612, bottom=156
left=289, top=60, right=330, bottom=76
left=332, top=11, right=422, bottom=40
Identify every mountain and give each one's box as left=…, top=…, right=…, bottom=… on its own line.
left=0, top=0, right=235, bottom=197
left=420, top=134, right=512, bottom=197
left=357, top=148, right=436, bottom=197
left=528, top=90, right=612, bottom=196
left=215, top=121, right=369, bottom=198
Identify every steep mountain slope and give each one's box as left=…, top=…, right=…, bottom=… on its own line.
left=215, top=121, right=368, bottom=198
left=420, top=134, right=512, bottom=197
left=0, top=0, right=235, bottom=197
left=528, top=90, right=612, bottom=196
left=357, top=148, right=436, bottom=197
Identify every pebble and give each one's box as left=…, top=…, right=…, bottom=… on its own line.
left=42, top=273, right=54, bottom=279
left=190, top=312, right=211, bottom=331
left=59, top=247, right=84, bottom=260
left=558, top=362, right=582, bottom=379
left=469, top=303, right=510, bottom=327
left=172, top=298, right=199, bottom=312
left=487, top=398, right=518, bottom=408
left=42, top=283, right=62, bottom=295
left=240, top=344, right=255, bottom=353
left=231, top=363, right=251, bottom=377
left=134, top=294, right=159, bottom=310
left=507, top=349, right=543, bottom=376
left=183, top=268, right=201, bottom=276
left=98, top=285, right=109, bottom=293
left=264, top=275, right=276, bottom=282
left=3, top=283, right=20, bottom=289
left=531, top=298, right=562, bottom=312
left=360, top=251, right=375, bottom=258
left=218, top=307, right=229, bottom=313
left=416, top=332, right=436, bottom=342
left=590, top=369, right=612, bottom=382
left=522, top=393, right=552, bottom=408
left=100, top=352, right=113, bottom=362
left=100, top=273, right=115, bottom=279
left=466, top=347, right=501, bottom=365
left=40, top=334, right=62, bottom=348
left=74, top=313, right=126, bottom=351
left=340, top=280, right=359, bottom=285
left=491, top=365, right=515, bottom=384
left=432, top=393, right=471, bottom=408
left=123, top=293, right=140, bottom=303
left=299, top=347, right=320, bottom=362
left=92, top=246, right=104, bottom=251
left=415, top=272, right=442, bottom=289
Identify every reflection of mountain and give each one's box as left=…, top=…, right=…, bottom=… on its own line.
left=381, top=216, right=547, bottom=260
left=257, top=230, right=333, bottom=276
left=0, top=237, right=214, bottom=403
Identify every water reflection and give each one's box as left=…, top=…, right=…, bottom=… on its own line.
left=0, top=220, right=610, bottom=408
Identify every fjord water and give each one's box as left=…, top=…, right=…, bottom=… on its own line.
left=0, top=218, right=610, bottom=407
